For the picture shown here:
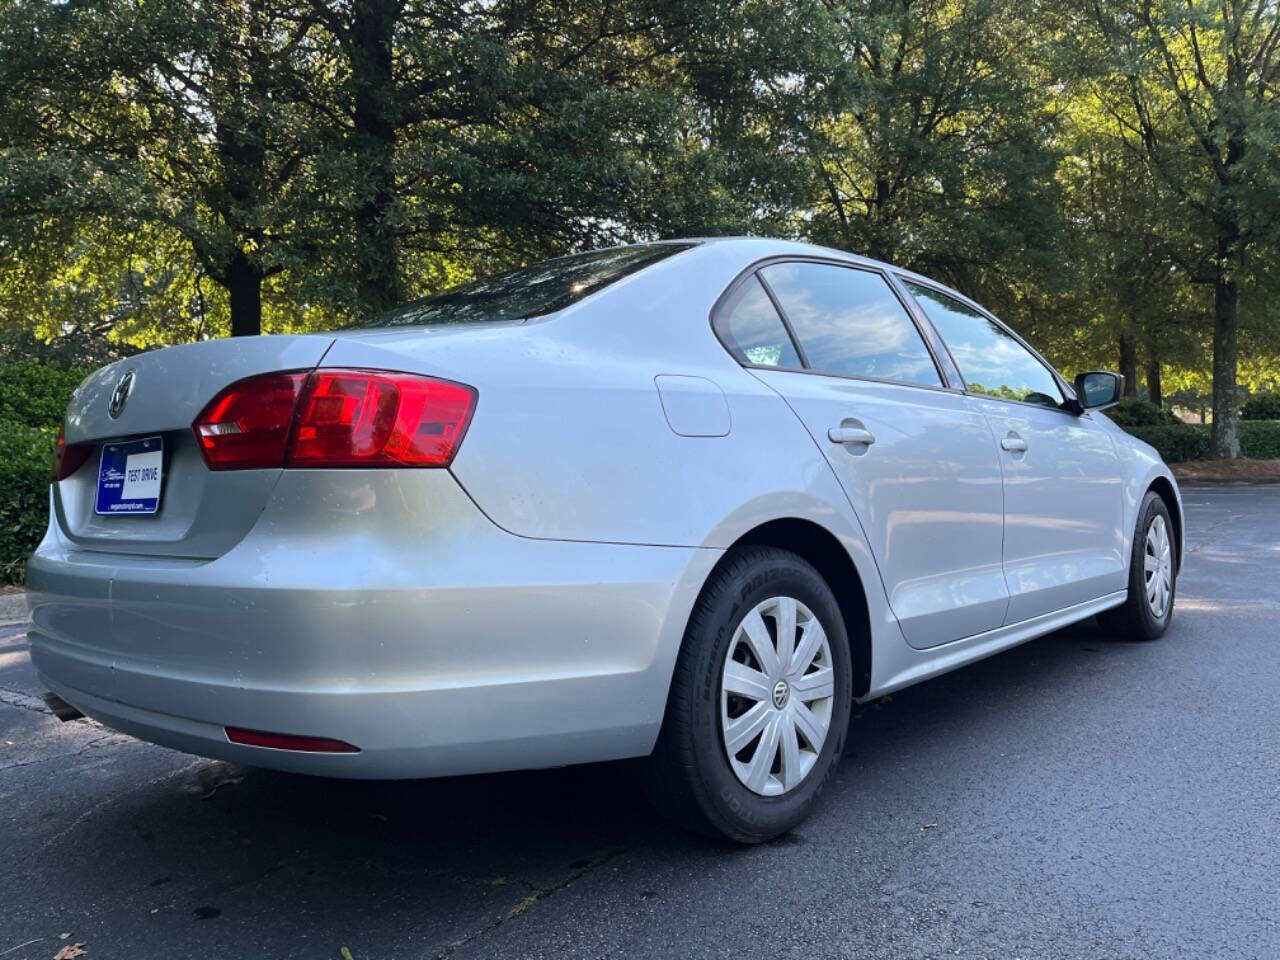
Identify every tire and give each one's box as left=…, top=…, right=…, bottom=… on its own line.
left=648, top=546, right=853, bottom=843
left=1097, top=490, right=1176, bottom=641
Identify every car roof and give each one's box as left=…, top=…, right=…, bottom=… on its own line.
left=663, top=236, right=991, bottom=318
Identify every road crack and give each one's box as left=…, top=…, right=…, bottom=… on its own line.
left=0, top=685, right=55, bottom=716
left=433, top=846, right=635, bottom=959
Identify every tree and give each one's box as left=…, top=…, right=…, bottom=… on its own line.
left=0, top=0, right=339, bottom=337
left=1050, top=107, right=1205, bottom=403
left=1080, top=0, right=1280, bottom=456
left=799, top=0, right=1063, bottom=318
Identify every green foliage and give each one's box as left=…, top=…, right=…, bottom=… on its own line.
left=1124, top=421, right=1280, bottom=461
left=0, top=421, right=55, bottom=583
left=1105, top=398, right=1181, bottom=427
left=0, top=359, right=87, bottom=583
left=1125, top=424, right=1213, bottom=463
left=1239, top=421, right=1280, bottom=459
left=802, top=0, right=1063, bottom=317
left=0, top=360, right=89, bottom=430
left=1240, top=393, right=1280, bottom=421
left=1, top=0, right=1279, bottom=450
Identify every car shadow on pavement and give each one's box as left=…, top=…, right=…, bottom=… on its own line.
left=144, top=618, right=1119, bottom=854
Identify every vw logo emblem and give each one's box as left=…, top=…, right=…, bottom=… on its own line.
left=771, top=679, right=790, bottom=710
left=108, top=369, right=136, bottom=419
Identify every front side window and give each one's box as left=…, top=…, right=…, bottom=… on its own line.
left=716, top=275, right=802, bottom=368
left=363, top=243, right=696, bottom=327
left=904, top=281, right=1064, bottom=408
left=759, top=262, right=942, bottom=387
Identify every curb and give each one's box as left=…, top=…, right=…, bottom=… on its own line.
left=0, top=590, right=28, bottom=624
left=1172, top=478, right=1280, bottom=486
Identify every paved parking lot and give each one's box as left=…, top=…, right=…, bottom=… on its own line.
left=2, top=485, right=1278, bottom=960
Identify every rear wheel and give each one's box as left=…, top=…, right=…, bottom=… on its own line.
left=1098, top=490, right=1176, bottom=641
left=648, top=547, right=853, bottom=843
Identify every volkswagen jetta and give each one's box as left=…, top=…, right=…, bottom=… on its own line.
left=28, top=237, right=1181, bottom=842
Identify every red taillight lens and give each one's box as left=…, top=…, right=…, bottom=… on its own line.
left=225, top=726, right=359, bottom=753
left=53, top=426, right=93, bottom=481
left=192, top=369, right=476, bottom=470
left=288, top=370, right=476, bottom=467
left=194, top=373, right=308, bottom=470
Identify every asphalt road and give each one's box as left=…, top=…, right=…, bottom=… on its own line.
left=2, top=485, right=1278, bottom=960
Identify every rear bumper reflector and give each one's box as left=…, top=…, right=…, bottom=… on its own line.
left=224, top=726, right=360, bottom=753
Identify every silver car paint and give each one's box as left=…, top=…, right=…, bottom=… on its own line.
left=970, top=394, right=1128, bottom=622
left=26, top=237, right=1182, bottom=778
left=754, top=369, right=1009, bottom=649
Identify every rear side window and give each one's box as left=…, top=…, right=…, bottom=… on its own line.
left=717, top=275, right=802, bottom=368
left=363, top=243, right=696, bottom=327
left=759, top=262, right=941, bottom=387
left=903, top=281, right=1064, bottom=408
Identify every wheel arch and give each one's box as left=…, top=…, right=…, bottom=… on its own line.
left=1147, top=475, right=1183, bottom=572
left=720, top=518, right=874, bottom=698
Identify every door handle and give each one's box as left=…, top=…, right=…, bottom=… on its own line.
left=1000, top=435, right=1027, bottom=453
left=829, top=425, right=876, bottom=445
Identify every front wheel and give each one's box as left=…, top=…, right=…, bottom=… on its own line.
left=648, top=547, right=853, bottom=843
left=1098, top=490, right=1177, bottom=641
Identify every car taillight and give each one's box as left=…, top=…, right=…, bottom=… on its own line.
left=193, top=373, right=309, bottom=470
left=53, top=426, right=93, bottom=481
left=192, top=369, right=476, bottom=470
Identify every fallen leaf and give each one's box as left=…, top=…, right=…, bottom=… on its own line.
left=52, top=944, right=86, bottom=960
left=340, top=948, right=356, bottom=960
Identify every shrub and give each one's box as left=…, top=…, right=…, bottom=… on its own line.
left=0, top=421, right=56, bottom=583
left=1105, top=397, right=1181, bottom=427
left=1240, top=392, right=1280, bottom=421
left=1240, top=420, right=1280, bottom=459
left=0, top=359, right=89, bottom=583
left=0, top=360, right=89, bottom=429
left=1123, top=420, right=1280, bottom=462
left=1125, top=424, right=1212, bottom=462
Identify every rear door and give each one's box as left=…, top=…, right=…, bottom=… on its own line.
left=721, top=260, right=1009, bottom=649
left=901, top=280, right=1127, bottom=623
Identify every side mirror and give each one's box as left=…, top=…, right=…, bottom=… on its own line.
left=1073, top=371, right=1125, bottom=412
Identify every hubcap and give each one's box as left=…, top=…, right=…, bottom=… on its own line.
left=1144, top=514, right=1174, bottom=619
left=720, top=596, right=835, bottom=797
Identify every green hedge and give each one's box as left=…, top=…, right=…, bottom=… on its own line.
left=0, top=360, right=88, bottom=429
left=1125, top=424, right=1211, bottom=462
left=1241, top=392, right=1280, bottom=421
left=1240, top=420, right=1280, bottom=458
left=1105, top=397, right=1181, bottom=427
left=0, top=421, right=57, bottom=583
left=1125, top=420, right=1280, bottom=462
left=0, top=360, right=89, bottom=583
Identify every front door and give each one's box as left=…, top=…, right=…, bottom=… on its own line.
left=901, top=280, right=1127, bottom=624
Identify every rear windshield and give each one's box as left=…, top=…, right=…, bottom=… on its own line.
left=362, top=243, right=696, bottom=327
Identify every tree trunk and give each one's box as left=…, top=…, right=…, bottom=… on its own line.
left=226, top=251, right=263, bottom=337
left=212, top=0, right=269, bottom=339
left=1117, top=333, right=1138, bottom=397
left=1146, top=351, right=1162, bottom=408
left=1210, top=275, right=1240, bottom=458
left=349, top=0, right=401, bottom=316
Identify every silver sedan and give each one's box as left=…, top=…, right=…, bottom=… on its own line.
left=28, top=237, right=1181, bottom=842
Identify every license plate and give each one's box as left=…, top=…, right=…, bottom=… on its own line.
left=95, top=436, right=164, bottom=516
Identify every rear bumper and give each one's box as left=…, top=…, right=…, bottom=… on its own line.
left=27, top=470, right=720, bottom=778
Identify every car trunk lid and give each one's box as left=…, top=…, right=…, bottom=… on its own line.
left=55, top=334, right=335, bottom=559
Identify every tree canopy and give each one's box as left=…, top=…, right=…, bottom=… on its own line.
left=3, top=0, right=1280, bottom=454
